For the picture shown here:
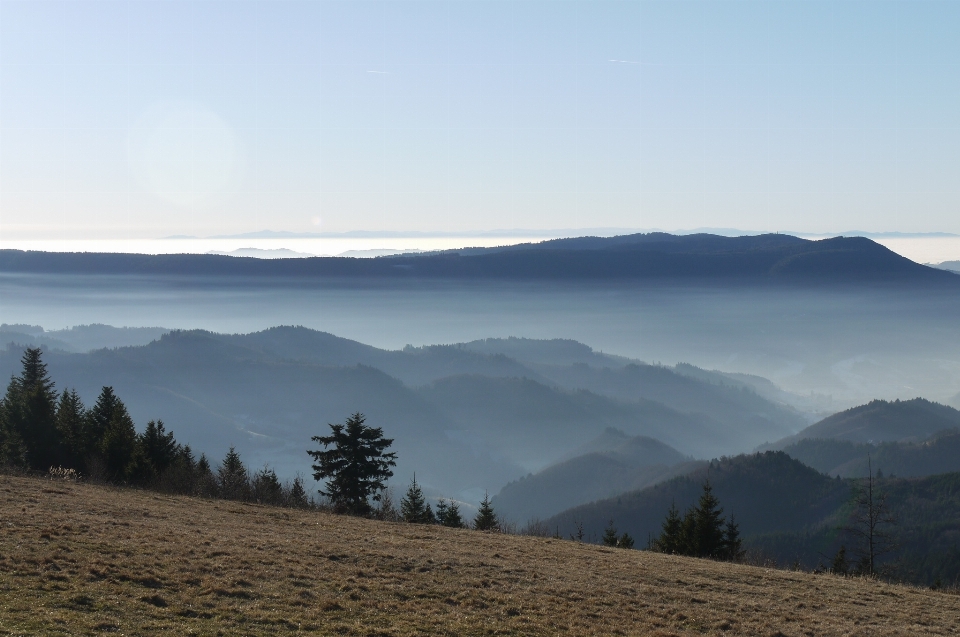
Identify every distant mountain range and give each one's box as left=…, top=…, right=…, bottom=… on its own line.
left=1, top=233, right=955, bottom=284
left=0, top=326, right=804, bottom=500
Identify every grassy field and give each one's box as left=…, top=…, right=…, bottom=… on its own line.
left=2, top=474, right=959, bottom=636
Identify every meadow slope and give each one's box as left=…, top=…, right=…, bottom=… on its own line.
left=1, top=474, right=959, bottom=636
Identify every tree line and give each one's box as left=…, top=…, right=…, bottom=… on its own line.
left=0, top=348, right=310, bottom=506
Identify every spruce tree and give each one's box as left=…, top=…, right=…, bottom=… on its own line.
left=4, top=348, right=61, bottom=470
left=0, top=378, right=26, bottom=467
left=55, top=389, right=87, bottom=471
left=692, top=481, right=725, bottom=558
left=400, top=475, right=435, bottom=524
left=474, top=491, right=498, bottom=531
left=288, top=476, right=309, bottom=508
left=137, top=420, right=179, bottom=482
left=721, top=515, right=743, bottom=561
left=217, top=447, right=249, bottom=500
left=656, top=501, right=684, bottom=554
left=602, top=520, right=619, bottom=547
left=617, top=532, right=635, bottom=549
left=436, top=498, right=465, bottom=528
left=307, top=413, right=396, bottom=515
left=84, top=386, right=124, bottom=471
left=99, top=399, right=138, bottom=482
left=252, top=466, right=283, bottom=505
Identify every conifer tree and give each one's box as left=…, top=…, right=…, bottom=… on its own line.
left=656, top=501, right=684, bottom=554
left=603, top=520, right=619, bottom=547
left=99, top=399, right=138, bottom=482
left=288, top=476, right=309, bottom=508
left=617, top=532, right=635, bottom=549
left=3, top=348, right=60, bottom=470
left=84, top=386, right=126, bottom=472
left=55, top=389, right=87, bottom=470
left=307, top=413, right=396, bottom=515
left=400, top=474, right=436, bottom=524
left=721, top=515, right=743, bottom=561
left=217, top=447, right=250, bottom=500
left=133, top=420, right=179, bottom=484
left=252, top=466, right=283, bottom=505
left=436, top=498, right=465, bottom=528
left=474, top=491, right=499, bottom=531
left=692, top=481, right=725, bottom=558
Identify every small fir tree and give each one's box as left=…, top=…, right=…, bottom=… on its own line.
left=656, top=501, right=684, bottom=554
left=721, top=515, right=743, bottom=561
left=474, top=491, right=498, bottom=531
left=288, top=475, right=309, bottom=508
left=602, top=520, right=619, bottom=547
left=692, top=481, right=725, bottom=558
left=400, top=474, right=436, bottom=524
left=252, top=466, right=283, bottom=505
left=99, top=400, right=138, bottom=482
left=217, top=447, right=249, bottom=500
left=617, top=532, right=635, bottom=549
left=436, top=498, right=465, bottom=528
left=55, top=389, right=87, bottom=471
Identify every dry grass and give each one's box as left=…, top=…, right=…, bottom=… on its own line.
left=2, top=474, right=959, bottom=636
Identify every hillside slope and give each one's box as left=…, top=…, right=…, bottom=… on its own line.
left=2, top=473, right=956, bottom=636
left=775, top=398, right=960, bottom=446
left=493, top=429, right=700, bottom=523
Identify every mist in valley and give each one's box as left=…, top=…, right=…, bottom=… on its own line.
left=4, top=270, right=960, bottom=522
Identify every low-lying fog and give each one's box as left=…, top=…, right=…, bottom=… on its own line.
left=3, top=273, right=960, bottom=407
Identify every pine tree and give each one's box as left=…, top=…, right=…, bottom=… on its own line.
left=307, top=413, right=396, bottom=516
left=400, top=474, right=435, bottom=524
left=288, top=475, right=309, bottom=508
left=721, top=515, right=743, bottom=561
left=139, top=420, right=179, bottom=478
left=691, top=481, right=725, bottom=558
left=195, top=453, right=216, bottom=497
left=252, top=466, right=283, bottom=505
left=474, top=491, right=498, bottom=531
left=3, top=348, right=61, bottom=470
left=55, top=389, right=87, bottom=471
left=0, top=377, right=26, bottom=467
left=656, top=501, right=684, bottom=554
left=436, top=498, right=465, bottom=528
left=84, top=386, right=127, bottom=476
left=617, top=532, right=635, bottom=549
left=217, top=447, right=249, bottom=500
left=99, top=399, right=138, bottom=482
left=602, top=520, right=619, bottom=547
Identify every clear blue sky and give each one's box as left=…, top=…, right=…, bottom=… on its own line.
left=2, top=0, right=959, bottom=239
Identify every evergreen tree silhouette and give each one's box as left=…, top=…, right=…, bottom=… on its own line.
left=603, top=520, right=619, bottom=547
left=400, top=474, right=436, bottom=523
left=474, top=491, right=499, bottom=531
left=307, top=413, right=396, bottom=515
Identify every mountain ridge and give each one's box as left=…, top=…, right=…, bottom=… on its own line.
left=1, top=233, right=953, bottom=284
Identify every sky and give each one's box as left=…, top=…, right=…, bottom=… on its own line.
left=2, top=0, right=960, bottom=241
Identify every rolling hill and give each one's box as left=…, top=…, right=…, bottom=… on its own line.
left=4, top=473, right=959, bottom=636
left=782, top=431, right=960, bottom=479
left=493, top=428, right=700, bottom=523
left=0, top=233, right=954, bottom=284
left=772, top=398, right=960, bottom=447
left=545, top=452, right=849, bottom=545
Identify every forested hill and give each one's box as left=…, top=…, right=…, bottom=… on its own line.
left=0, top=233, right=954, bottom=284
